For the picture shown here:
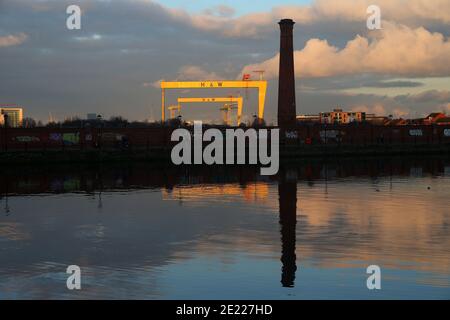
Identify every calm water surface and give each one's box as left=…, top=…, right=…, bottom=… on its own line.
left=0, top=158, right=449, bottom=299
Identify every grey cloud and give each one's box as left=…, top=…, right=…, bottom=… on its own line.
left=296, top=75, right=425, bottom=92
left=407, top=90, right=450, bottom=103
left=0, top=0, right=260, bottom=121
left=363, top=80, right=424, bottom=88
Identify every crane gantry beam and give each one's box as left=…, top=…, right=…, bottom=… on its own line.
left=160, top=80, right=267, bottom=123
left=177, top=96, right=243, bottom=125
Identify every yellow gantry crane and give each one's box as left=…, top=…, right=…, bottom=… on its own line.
left=220, top=103, right=238, bottom=126
left=160, top=80, right=267, bottom=123
left=177, top=96, right=243, bottom=125
left=168, top=105, right=181, bottom=119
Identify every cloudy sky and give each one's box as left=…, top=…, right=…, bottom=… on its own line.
left=0, top=0, right=449, bottom=124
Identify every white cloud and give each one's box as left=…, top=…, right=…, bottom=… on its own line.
left=162, top=0, right=450, bottom=38
left=442, top=103, right=450, bottom=113
left=203, top=5, right=236, bottom=18
left=351, top=103, right=409, bottom=117
left=391, top=107, right=411, bottom=118
left=0, top=33, right=27, bottom=47
left=175, top=65, right=220, bottom=80
left=145, top=65, right=220, bottom=89
left=372, top=104, right=386, bottom=115
left=142, top=81, right=160, bottom=89
left=240, top=23, right=450, bottom=79
left=73, top=34, right=103, bottom=42
left=410, top=90, right=450, bottom=103
left=351, top=104, right=386, bottom=115
left=347, top=89, right=450, bottom=118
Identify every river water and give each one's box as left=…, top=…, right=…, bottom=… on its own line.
left=0, top=157, right=449, bottom=299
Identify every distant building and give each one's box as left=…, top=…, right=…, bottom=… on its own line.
left=384, top=118, right=407, bottom=126
left=87, top=113, right=98, bottom=120
left=366, top=114, right=390, bottom=125
left=296, top=114, right=320, bottom=124
left=319, top=109, right=366, bottom=124
left=423, top=113, right=447, bottom=125
left=0, top=106, right=23, bottom=127
left=435, top=116, right=450, bottom=125
left=407, top=112, right=449, bottom=125
left=296, top=109, right=449, bottom=126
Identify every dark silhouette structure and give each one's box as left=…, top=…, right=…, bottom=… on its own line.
left=277, top=19, right=297, bottom=128
left=278, top=168, right=298, bottom=287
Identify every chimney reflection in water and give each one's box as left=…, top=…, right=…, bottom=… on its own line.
left=278, top=168, right=298, bottom=287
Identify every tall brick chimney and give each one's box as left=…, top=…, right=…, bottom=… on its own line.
left=277, top=19, right=297, bottom=128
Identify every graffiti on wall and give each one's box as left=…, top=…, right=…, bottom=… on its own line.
left=285, top=131, right=298, bottom=139
left=48, top=132, right=80, bottom=145
left=63, top=133, right=80, bottom=145
left=13, top=136, right=41, bottom=142
left=100, top=132, right=127, bottom=142
left=409, top=129, right=423, bottom=136
left=49, top=133, right=62, bottom=142
left=49, top=132, right=79, bottom=145
left=319, top=130, right=344, bottom=143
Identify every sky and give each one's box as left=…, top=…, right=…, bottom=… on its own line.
left=0, top=0, right=449, bottom=124
left=159, top=0, right=312, bottom=16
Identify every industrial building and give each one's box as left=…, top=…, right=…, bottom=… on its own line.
left=297, top=109, right=366, bottom=124
left=296, top=114, right=320, bottom=124
left=0, top=105, right=23, bottom=128
left=319, top=109, right=366, bottom=124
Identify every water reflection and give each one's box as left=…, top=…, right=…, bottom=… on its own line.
left=0, top=157, right=449, bottom=299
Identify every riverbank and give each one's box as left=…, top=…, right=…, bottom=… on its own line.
left=0, top=143, right=449, bottom=165
left=280, top=143, right=450, bottom=158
